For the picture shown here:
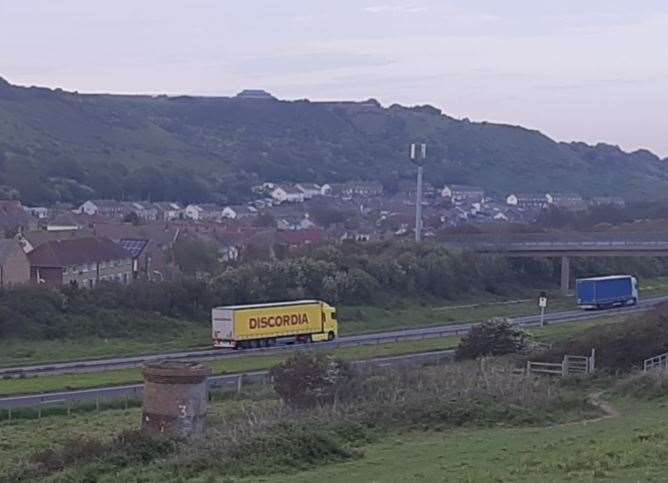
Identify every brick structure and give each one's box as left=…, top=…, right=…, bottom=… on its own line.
left=0, top=239, right=30, bottom=287
left=141, top=361, right=212, bottom=440
left=27, top=237, right=133, bottom=288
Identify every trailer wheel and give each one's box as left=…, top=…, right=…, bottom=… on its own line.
left=327, top=331, right=335, bottom=341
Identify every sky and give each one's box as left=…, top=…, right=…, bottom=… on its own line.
left=1, top=1, right=667, bottom=156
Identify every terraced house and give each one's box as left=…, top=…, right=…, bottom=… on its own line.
left=27, top=237, right=133, bottom=288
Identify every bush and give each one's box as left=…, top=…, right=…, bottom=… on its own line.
left=270, top=352, right=353, bottom=408
left=534, top=304, right=668, bottom=372
left=455, top=318, right=529, bottom=360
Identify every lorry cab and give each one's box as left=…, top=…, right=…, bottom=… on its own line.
left=321, top=302, right=338, bottom=340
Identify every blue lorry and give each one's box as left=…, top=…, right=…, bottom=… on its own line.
left=576, top=275, right=639, bottom=310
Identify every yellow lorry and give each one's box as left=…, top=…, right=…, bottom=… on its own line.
left=212, top=300, right=338, bottom=349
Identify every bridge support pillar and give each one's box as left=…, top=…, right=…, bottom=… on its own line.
left=560, top=256, right=570, bottom=295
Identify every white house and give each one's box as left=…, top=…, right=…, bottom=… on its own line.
left=506, top=193, right=549, bottom=208
left=154, top=202, right=185, bottom=221
left=296, top=183, right=322, bottom=199
left=221, top=205, right=258, bottom=219
left=271, top=185, right=305, bottom=203
left=441, top=185, right=485, bottom=204
left=186, top=204, right=223, bottom=221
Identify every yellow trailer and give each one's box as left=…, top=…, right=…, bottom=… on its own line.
left=212, top=300, right=338, bottom=349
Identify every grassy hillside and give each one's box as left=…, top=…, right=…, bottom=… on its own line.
left=1, top=77, right=667, bottom=204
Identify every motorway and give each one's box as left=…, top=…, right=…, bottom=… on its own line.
left=0, top=297, right=666, bottom=411
left=1, top=295, right=666, bottom=380
left=0, top=351, right=455, bottom=410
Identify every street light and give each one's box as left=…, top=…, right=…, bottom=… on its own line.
left=409, top=143, right=427, bottom=242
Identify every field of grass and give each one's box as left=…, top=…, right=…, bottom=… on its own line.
left=2, top=277, right=665, bottom=369
left=3, top=375, right=668, bottom=482
left=255, top=394, right=668, bottom=483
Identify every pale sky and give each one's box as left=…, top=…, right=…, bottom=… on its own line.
left=1, top=1, right=667, bottom=156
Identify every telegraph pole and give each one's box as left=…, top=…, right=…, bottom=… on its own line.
left=410, top=143, right=427, bottom=242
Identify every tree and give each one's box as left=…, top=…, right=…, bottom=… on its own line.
left=455, top=318, right=529, bottom=360
left=270, top=352, right=352, bottom=408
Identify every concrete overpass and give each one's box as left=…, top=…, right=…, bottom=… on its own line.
left=442, top=235, right=668, bottom=295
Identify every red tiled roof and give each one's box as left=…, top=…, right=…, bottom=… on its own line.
left=27, top=237, right=131, bottom=268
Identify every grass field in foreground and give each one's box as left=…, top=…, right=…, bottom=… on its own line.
left=255, top=396, right=668, bottom=483
left=0, top=314, right=627, bottom=397
left=2, top=276, right=666, bottom=369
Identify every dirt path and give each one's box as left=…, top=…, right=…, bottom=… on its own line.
left=550, top=391, right=620, bottom=429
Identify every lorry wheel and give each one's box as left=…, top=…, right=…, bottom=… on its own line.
left=327, top=332, right=335, bottom=341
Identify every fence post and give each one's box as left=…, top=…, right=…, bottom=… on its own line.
left=561, top=356, right=568, bottom=377
left=526, top=360, right=531, bottom=376
left=589, top=348, right=596, bottom=373
left=236, top=375, right=242, bottom=394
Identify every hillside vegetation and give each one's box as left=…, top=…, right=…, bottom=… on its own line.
left=1, top=77, right=667, bottom=205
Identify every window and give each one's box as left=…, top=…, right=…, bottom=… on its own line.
left=331, top=312, right=337, bottom=320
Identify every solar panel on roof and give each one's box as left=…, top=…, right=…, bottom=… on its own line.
left=118, top=239, right=149, bottom=258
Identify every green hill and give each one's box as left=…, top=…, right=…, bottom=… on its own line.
left=0, top=76, right=666, bottom=205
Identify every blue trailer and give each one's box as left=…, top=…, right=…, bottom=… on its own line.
left=576, top=275, right=638, bottom=310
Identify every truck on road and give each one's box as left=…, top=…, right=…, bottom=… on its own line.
left=212, top=300, right=338, bottom=349
left=576, top=275, right=638, bottom=310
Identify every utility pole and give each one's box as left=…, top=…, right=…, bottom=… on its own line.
left=409, top=143, right=427, bottom=242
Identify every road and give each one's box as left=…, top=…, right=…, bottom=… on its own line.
left=0, top=351, right=454, bottom=410
left=1, top=295, right=665, bottom=379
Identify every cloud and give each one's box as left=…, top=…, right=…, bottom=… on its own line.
left=364, top=3, right=428, bottom=15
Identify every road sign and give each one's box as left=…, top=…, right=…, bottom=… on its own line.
left=538, top=292, right=548, bottom=326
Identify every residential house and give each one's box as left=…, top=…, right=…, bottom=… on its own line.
left=129, top=202, right=158, bottom=221
left=0, top=200, right=34, bottom=237
left=296, top=183, right=322, bottom=199
left=340, top=181, right=384, bottom=198
left=546, top=193, right=587, bottom=211
left=154, top=202, right=185, bottom=221
left=25, top=206, right=49, bottom=219
left=276, top=229, right=326, bottom=250
left=506, top=193, right=549, bottom=209
left=185, top=204, right=223, bottom=221
left=221, top=205, right=258, bottom=220
left=0, top=239, right=30, bottom=287
left=117, top=239, right=150, bottom=280
left=79, top=200, right=133, bottom=218
left=590, top=196, right=626, bottom=208
left=441, top=185, right=485, bottom=204
left=399, top=181, right=436, bottom=199
left=28, top=237, right=133, bottom=288
left=270, top=185, right=305, bottom=203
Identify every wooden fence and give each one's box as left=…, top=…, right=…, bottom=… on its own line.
left=527, top=349, right=596, bottom=377
left=643, top=352, right=668, bottom=372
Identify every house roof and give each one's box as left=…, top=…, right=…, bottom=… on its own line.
left=277, top=185, right=304, bottom=195
left=446, top=185, right=484, bottom=193
left=0, top=239, right=23, bottom=265
left=277, top=229, right=326, bottom=245
left=28, top=237, right=131, bottom=268
left=0, top=200, right=29, bottom=230
left=118, top=238, right=150, bottom=258
left=297, top=183, right=321, bottom=191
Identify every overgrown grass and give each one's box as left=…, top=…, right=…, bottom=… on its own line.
left=2, top=360, right=597, bottom=482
